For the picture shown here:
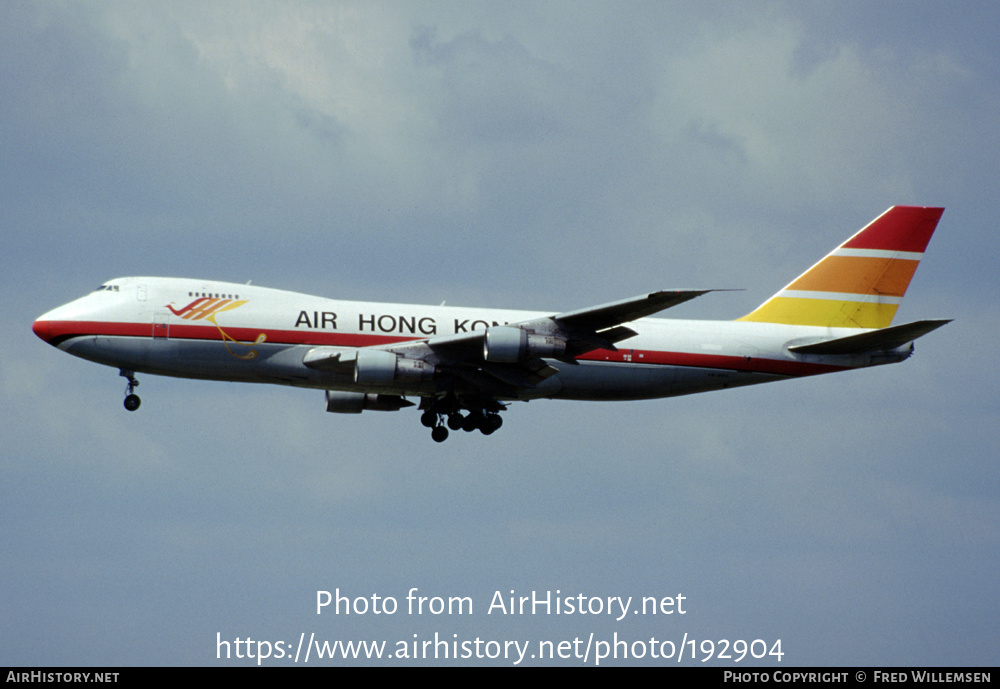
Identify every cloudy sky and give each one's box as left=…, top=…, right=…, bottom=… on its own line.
left=3, top=0, right=997, bottom=666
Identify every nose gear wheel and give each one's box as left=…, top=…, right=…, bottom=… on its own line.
left=120, top=369, right=141, bottom=411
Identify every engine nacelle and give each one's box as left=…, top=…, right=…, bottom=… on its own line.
left=325, top=391, right=414, bottom=413
left=352, top=349, right=435, bottom=385
left=483, top=326, right=567, bottom=363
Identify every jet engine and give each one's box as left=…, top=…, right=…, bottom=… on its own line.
left=352, top=349, right=435, bottom=385
left=325, top=390, right=415, bottom=413
left=483, top=326, right=566, bottom=363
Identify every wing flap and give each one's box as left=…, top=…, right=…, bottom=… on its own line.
left=563, top=325, right=639, bottom=357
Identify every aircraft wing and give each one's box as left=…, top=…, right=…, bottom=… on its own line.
left=550, top=289, right=713, bottom=331
left=303, top=289, right=715, bottom=393
left=386, top=289, right=712, bottom=359
left=303, top=289, right=714, bottom=393
left=381, top=289, right=713, bottom=393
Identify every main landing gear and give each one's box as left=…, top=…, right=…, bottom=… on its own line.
left=419, top=395, right=505, bottom=442
left=120, top=369, right=141, bottom=411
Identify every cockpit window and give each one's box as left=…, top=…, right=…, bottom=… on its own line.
left=94, top=284, right=120, bottom=292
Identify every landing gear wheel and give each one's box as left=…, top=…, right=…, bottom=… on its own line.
left=119, top=369, right=141, bottom=412
left=462, top=412, right=482, bottom=433
left=419, top=395, right=506, bottom=440
left=480, top=413, right=502, bottom=435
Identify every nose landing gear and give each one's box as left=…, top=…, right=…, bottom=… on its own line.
left=120, top=369, right=140, bottom=411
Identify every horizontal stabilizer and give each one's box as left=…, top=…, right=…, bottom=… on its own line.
left=788, top=319, right=951, bottom=355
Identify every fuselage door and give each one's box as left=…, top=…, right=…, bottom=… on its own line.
left=737, top=344, right=761, bottom=372
left=153, top=312, right=170, bottom=339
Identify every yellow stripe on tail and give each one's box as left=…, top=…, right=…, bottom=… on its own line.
left=737, top=206, right=944, bottom=329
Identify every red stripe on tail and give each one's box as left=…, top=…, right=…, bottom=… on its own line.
left=842, top=206, right=944, bottom=253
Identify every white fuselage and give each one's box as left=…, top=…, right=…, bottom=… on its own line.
left=33, top=276, right=903, bottom=404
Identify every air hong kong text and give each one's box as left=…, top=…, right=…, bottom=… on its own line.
left=294, top=310, right=514, bottom=337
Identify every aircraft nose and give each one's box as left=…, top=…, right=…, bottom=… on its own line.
left=32, top=317, right=53, bottom=343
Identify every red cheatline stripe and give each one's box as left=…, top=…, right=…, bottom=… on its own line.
left=40, top=320, right=412, bottom=348
left=574, top=350, right=845, bottom=376
left=40, top=320, right=847, bottom=378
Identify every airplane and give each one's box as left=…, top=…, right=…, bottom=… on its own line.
left=33, top=206, right=949, bottom=442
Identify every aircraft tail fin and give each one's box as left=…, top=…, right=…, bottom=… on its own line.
left=737, top=206, right=944, bottom=329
